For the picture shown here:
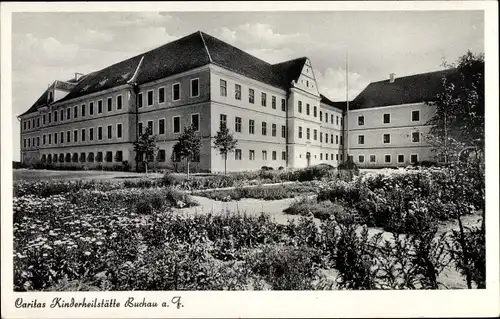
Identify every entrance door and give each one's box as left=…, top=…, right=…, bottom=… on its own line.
left=306, top=152, right=311, bottom=167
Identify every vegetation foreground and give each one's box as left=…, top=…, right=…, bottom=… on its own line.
left=13, top=162, right=485, bottom=291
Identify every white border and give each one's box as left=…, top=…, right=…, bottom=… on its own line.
left=190, top=78, right=200, bottom=98
left=158, top=118, right=166, bottom=135
left=2, top=2, right=499, bottom=319
left=172, top=115, right=180, bottom=134
left=190, top=113, right=200, bottom=132
left=172, top=82, right=181, bottom=102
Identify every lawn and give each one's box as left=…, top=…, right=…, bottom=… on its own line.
left=13, top=168, right=162, bottom=181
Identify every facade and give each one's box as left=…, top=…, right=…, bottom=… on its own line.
left=18, top=31, right=450, bottom=172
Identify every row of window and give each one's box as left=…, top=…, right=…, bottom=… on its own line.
left=219, top=114, right=286, bottom=137
left=357, top=132, right=421, bottom=145
left=138, top=114, right=200, bottom=136
left=234, top=149, right=287, bottom=161
left=357, top=110, right=420, bottom=126
left=219, top=79, right=287, bottom=112
left=297, top=126, right=344, bottom=145
left=355, top=154, right=419, bottom=164
left=41, top=151, right=123, bottom=164
left=24, top=124, right=123, bottom=148
left=22, top=95, right=124, bottom=132
left=138, top=78, right=199, bottom=108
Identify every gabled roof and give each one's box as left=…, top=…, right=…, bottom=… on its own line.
left=320, top=94, right=348, bottom=111
left=21, top=31, right=310, bottom=116
left=350, top=68, right=458, bottom=110
left=20, top=91, right=49, bottom=117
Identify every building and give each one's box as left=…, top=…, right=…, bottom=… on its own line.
left=18, top=30, right=450, bottom=172
left=345, top=69, right=456, bottom=167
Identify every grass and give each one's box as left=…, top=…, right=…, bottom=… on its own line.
left=283, top=197, right=348, bottom=221
left=195, top=183, right=318, bottom=201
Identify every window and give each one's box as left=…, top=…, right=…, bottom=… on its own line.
left=105, top=151, right=113, bottom=163
left=358, top=155, right=365, bottom=163
left=336, top=154, right=339, bottom=161
left=358, top=116, right=364, bottom=126
left=412, top=110, right=420, bottom=122
left=282, top=151, right=286, bottom=161
left=249, top=120, right=255, bottom=134
left=158, top=87, right=165, bottom=104
left=73, top=130, right=78, bottom=143
left=89, top=102, right=94, bottom=115
left=370, top=155, right=376, bottom=163
left=398, top=154, right=405, bottom=163
left=117, top=95, right=123, bottom=109
left=412, top=132, right=420, bottom=143
left=98, top=127, right=103, bottom=140
left=340, top=136, right=344, bottom=145
left=313, top=129, right=317, bottom=140
left=98, top=100, right=103, bottom=113
left=411, top=154, right=418, bottom=164
left=331, top=114, right=334, bottom=124
left=81, top=104, right=86, bottom=117
left=191, top=114, right=199, bottom=131
left=272, top=96, right=276, bottom=109
left=272, top=151, right=277, bottom=160
left=249, top=150, right=255, bottom=160
left=281, top=125, right=286, bottom=138
left=147, top=120, right=153, bottom=134
left=326, top=153, right=329, bottom=161
left=320, top=153, right=323, bottom=160
left=37, top=117, right=40, bottom=127
left=235, top=149, right=242, bottom=160
left=314, top=106, right=317, bottom=117
left=172, top=83, right=180, bottom=101
left=137, top=93, right=143, bottom=108
left=306, top=128, right=310, bottom=140
left=157, top=150, right=166, bottom=162
left=54, top=111, right=58, bottom=122
left=115, top=151, right=123, bottom=162
left=23, top=138, right=26, bottom=148
left=43, top=114, right=46, bottom=125
left=159, top=119, right=165, bottom=135
left=383, top=134, right=391, bottom=144
left=48, top=113, right=52, bottom=124
left=42, top=135, right=46, bottom=145
left=89, top=128, right=94, bottom=141
left=191, top=78, right=199, bottom=97
left=173, top=116, right=180, bottom=133
left=325, top=134, right=328, bottom=143
left=66, top=131, right=70, bottom=143
left=262, top=150, right=267, bottom=160
left=138, top=122, right=143, bottom=135
left=106, top=125, right=112, bottom=139
left=117, top=123, right=122, bottom=138
left=261, top=92, right=267, bottom=107
left=59, top=133, right=63, bottom=144
left=333, top=134, right=336, bottom=144
left=272, top=123, right=276, bottom=137
left=81, top=129, right=86, bottom=142
left=281, top=99, right=286, bottom=112
left=358, top=135, right=364, bottom=144
left=249, top=88, right=255, bottom=103
left=80, top=152, right=86, bottom=163
left=298, top=101, right=302, bottom=113
left=235, top=117, right=242, bottom=133
left=220, top=79, right=227, bottom=97
left=320, top=111, right=323, bottom=121
left=59, top=153, right=64, bottom=162
left=48, top=134, right=52, bottom=145
left=298, top=126, right=303, bottom=139
left=23, top=121, right=27, bottom=131
left=147, top=91, right=153, bottom=107
left=384, top=154, right=392, bottom=163
left=73, top=105, right=78, bottom=118
left=262, top=122, right=267, bottom=136
left=383, top=113, right=390, bottom=124
left=235, top=84, right=241, bottom=100
left=306, top=103, right=310, bottom=115
left=220, top=114, right=227, bottom=128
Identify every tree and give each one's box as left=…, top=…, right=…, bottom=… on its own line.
left=426, top=51, right=485, bottom=163
left=172, top=124, right=201, bottom=179
left=133, top=127, right=158, bottom=176
left=213, top=124, right=238, bottom=175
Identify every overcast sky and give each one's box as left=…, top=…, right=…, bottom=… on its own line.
left=11, top=11, right=484, bottom=160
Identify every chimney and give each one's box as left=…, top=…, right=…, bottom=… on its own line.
left=75, top=72, right=84, bottom=82
left=389, top=73, right=396, bottom=83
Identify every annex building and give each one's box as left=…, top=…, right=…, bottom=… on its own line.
left=18, top=31, right=450, bottom=172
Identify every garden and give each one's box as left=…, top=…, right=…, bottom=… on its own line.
left=13, top=160, right=485, bottom=291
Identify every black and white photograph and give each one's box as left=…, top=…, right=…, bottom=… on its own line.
left=1, top=1, right=499, bottom=318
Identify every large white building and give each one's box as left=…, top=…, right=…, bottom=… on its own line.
left=18, top=31, right=450, bottom=172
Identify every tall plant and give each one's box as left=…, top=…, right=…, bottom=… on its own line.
left=213, top=124, right=238, bottom=175
left=133, top=127, right=158, bottom=176
left=172, top=124, right=201, bottom=179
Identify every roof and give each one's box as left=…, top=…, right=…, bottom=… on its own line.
left=20, top=90, right=50, bottom=117
left=320, top=94, right=348, bottom=111
left=22, top=31, right=309, bottom=116
left=350, top=68, right=458, bottom=110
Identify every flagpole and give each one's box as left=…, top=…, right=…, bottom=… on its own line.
left=345, top=50, right=350, bottom=162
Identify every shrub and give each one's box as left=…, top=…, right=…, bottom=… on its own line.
left=283, top=197, right=347, bottom=221
left=197, top=183, right=318, bottom=201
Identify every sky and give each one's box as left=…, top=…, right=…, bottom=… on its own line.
left=10, top=11, right=484, bottom=161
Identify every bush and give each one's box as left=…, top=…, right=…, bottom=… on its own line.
left=283, top=197, right=347, bottom=221
left=197, top=183, right=318, bottom=201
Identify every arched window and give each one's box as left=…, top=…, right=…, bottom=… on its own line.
left=80, top=152, right=86, bottom=163
left=41, top=154, right=46, bottom=163
left=88, top=152, right=95, bottom=163
left=52, top=154, right=58, bottom=163
left=72, top=153, right=79, bottom=163
left=65, top=153, right=71, bottom=162
left=59, top=153, right=64, bottom=162
left=96, top=152, right=103, bottom=162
